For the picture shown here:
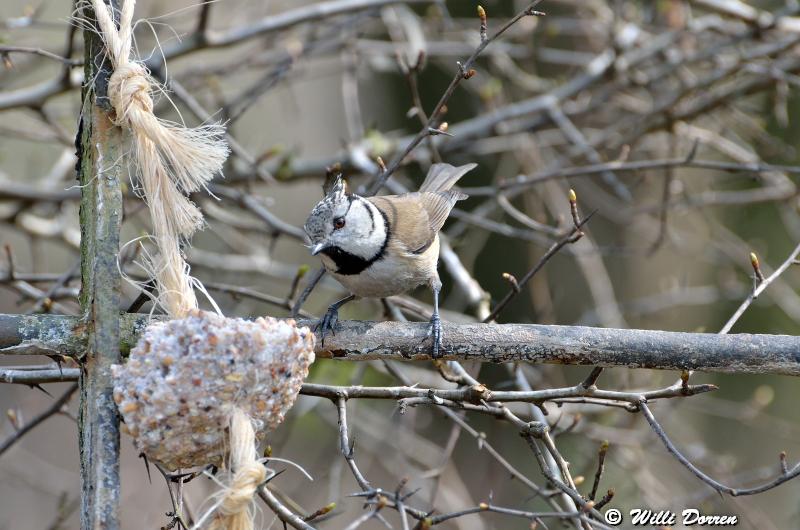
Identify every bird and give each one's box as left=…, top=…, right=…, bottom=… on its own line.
left=303, top=162, right=476, bottom=357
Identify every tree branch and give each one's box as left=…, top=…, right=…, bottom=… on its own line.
left=0, top=367, right=80, bottom=384
left=76, top=1, right=123, bottom=526
left=640, top=402, right=800, bottom=496
left=2, top=313, right=800, bottom=375
left=719, top=242, right=800, bottom=333
left=0, top=383, right=78, bottom=457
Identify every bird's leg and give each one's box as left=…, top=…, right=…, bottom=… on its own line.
left=316, top=294, right=356, bottom=346
left=426, top=278, right=443, bottom=358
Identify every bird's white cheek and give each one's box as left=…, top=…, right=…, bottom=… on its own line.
left=353, top=229, right=385, bottom=257
left=329, top=231, right=349, bottom=249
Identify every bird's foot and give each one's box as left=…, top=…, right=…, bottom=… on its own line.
left=426, top=312, right=443, bottom=359
left=315, top=305, right=340, bottom=346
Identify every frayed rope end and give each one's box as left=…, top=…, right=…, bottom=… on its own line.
left=208, top=408, right=267, bottom=530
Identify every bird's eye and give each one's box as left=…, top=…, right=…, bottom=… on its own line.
left=333, top=217, right=346, bottom=230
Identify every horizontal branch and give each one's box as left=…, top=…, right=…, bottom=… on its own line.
left=1, top=314, right=799, bottom=376
left=155, top=0, right=436, bottom=65
left=0, top=367, right=80, bottom=384
left=0, top=367, right=717, bottom=414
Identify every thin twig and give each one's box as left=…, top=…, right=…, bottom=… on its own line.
left=335, top=397, right=371, bottom=490
left=719, top=241, right=800, bottom=333
left=589, top=441, right=609, bottom=501
left=0, top=383, right=78, bottom=457
left=0, top=45, right=81, bottom=65
left=640, top=402, right=800, bottom=496
left=484, top=211, right=595, bottom=322
left=258, top=486, right=318, bottom=530
left=366, top=1, right=545, bottom=194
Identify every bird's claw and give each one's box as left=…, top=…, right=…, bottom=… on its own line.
left=315, top=306, right=340, bottom=346
left=426, top=313, right=443, bottom=359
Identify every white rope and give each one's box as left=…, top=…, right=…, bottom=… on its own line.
left=208, top=408, right=268, bottom=530
left=90, top=0, right=228, bottom=317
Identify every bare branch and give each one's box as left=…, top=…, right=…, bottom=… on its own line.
left=719, top=242, right=800, bottom=333
left=640, top=402, right=800, bottom=496
left=0, top=383, right=78, bottom=457
left=3, top=314, right=800, bottom=375
left=258, top=486, right=318, bottom=530
left=366, top=1, right=545, bottom=194
left=0, top=45, right=81, bottom=65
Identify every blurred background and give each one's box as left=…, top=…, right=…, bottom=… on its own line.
left=2, top=0, right=800, bottom=528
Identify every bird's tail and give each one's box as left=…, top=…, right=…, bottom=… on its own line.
left=419, top=163, right=477, bottom=193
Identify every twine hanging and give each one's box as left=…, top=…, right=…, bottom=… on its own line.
left=89, top=2, right=266, bottom=528
left=90, top=0, right=228, bottom=317
left=209, top=409, right=268, bottom=530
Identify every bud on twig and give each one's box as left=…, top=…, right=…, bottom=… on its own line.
left=595, top=488, right=615, bottom=509
left=502, top=272, right=520, bottom=293
left=6, top=408, right=19, bottom=430
left=568, top=189, right=582, bottom=231
left=287, top=264, right=310, bottom=303
left=681, top=370, right=691, bottom=390
left=41, top=298, right=54, bottom=312
left=477, top=5, right=487, bottom=42
left=304, top=502, right=336, bottom=522
left=428, top=123, right=453, bottom=136
left=750, top=252, right=765, bottom=284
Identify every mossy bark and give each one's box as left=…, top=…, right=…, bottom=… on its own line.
left=2, top=313, right=800, bottom=376
left=76, top=1, right=123, bottom=528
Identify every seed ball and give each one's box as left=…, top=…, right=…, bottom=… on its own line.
left=112, top=310, right=315, bottom=470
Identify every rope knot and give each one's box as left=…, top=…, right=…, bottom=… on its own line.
left=108, top=63, right=153, bottom=126
left=209, top=407, right=266, bottom=530
left=91, top=0, right=228, bottom=318
left=217, top=462, right=267, bottom=516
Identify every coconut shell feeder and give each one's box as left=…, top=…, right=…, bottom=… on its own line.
left=113, top=311, right=315, bottom=470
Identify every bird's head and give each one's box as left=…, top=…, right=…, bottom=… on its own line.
left=303, top=175, right=384, bottom=263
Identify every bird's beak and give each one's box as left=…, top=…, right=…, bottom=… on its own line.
left=311, top=242, right=326, bottom=256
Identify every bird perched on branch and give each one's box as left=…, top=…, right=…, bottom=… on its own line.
left=303, top=163, right=476, bottom=357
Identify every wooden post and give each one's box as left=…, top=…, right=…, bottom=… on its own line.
left=76, top=1, right=123, bottom=528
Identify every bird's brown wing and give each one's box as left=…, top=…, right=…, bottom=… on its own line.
left=369, top=195, right=436, bottom=254
left=417, top=190, right=467, bottom=234
left=369, top=191, right=466, bottom=254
